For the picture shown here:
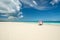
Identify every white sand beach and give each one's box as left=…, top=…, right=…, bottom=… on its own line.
left=0, top=22, right=60, bottom=40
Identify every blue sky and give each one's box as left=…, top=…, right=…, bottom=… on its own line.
left=20, top=7, right=60, bottom=21
left=0, top=2, right=60, bottom=21
left=19, top=0, right=60, bottom=21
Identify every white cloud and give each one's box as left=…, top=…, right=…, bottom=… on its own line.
left=18, top=15, right=23, bottom=18
left=0, top=0, right=24, bottom=20
left=0, top=0, right=22, bottom=13
left=21, top=0, right=57, bottom=10
left=33, top=1, right=37, bottom=5
left=20, top=15, right=23, bottom=18
left=8, top=15, right=23, bottom=20
left=53, top=0, right=59, bottom=3
left=50, top=0, right=60, bottom=5
left=8, top=16, right=16, bottom=20
left=1, top=15, right=8, bottom=17
left=17, top=12, right=23, bottom=16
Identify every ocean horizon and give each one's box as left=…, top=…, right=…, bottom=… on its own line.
left=0, top=21, right=60, bottom=24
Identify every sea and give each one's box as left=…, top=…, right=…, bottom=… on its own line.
left=0, top=20, right=60, bottom=25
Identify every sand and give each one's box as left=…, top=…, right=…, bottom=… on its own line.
left=0, top=22, right=60, bottom=40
